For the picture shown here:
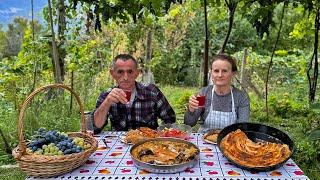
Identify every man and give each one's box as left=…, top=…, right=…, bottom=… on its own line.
left=93, top=54, right=176, bottom=133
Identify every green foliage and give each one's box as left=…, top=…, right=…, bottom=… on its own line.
left=151, top=1, right=205, bottom=85
left=287, top=117, right=320, bottom=178
left=160, top=85, right=197, bottom=122
left=250, top=101, right=320, bottom=180
left=250, top=84, right=320, bottom=180
left=309, top=128, right=320, bottom=141
left=1, top=17, right=29, bottom=57
left=268, top=93, right=309, bottom=118
left=275, top=49, right=288, bottom=56
left=238, top=51, right=308, bottom=87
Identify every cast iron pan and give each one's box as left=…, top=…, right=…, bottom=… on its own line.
left=216, top=122, right=294, bottom=172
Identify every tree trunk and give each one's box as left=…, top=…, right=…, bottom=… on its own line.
left=240, top=48, right=248, bottom=86
left=307, top=7, right=320, bottom=103
left=142, top=29, right=154, bottom=84
left=203, top=0, right=209, bottom=87
left=265, top=3, right=285, bottom=117
left=48, top=0, right=62, bottom=83
left=70, top=71, right=74, bottom=113
left=219, top=0, right=238, bottom=54
left=58, top=0, right=66, bottom=82
left=31, top=0, right=37, bottom=91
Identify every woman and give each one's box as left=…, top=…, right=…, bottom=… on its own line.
left=184, top=54, right=250, bottom=133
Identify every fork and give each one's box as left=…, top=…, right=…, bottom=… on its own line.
left=102, top=138, right=110, bottom=148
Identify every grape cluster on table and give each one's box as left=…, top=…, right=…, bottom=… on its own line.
left=26, top=127, right=91, bottom=156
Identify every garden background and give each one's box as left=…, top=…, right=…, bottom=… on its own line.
left=0, top=0, right=320, bottom=179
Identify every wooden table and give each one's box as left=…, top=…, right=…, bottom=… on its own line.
left=26, top=131, right=309, bottom=180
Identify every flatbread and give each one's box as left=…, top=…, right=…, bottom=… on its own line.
left=124, top=127, right=159, bottom=144
left=220, top=129, right=291, bottom=168
left=203, top=129, right=221, bottom=144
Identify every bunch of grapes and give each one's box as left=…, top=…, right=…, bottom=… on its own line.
left=26, top=127, right=90, bottom=156
left=42, top=143, right=63, bottom=156
left=73, top=137, right=91, bottom=150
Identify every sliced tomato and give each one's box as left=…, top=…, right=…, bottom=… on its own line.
left=163, top=128, right=186, bottom=137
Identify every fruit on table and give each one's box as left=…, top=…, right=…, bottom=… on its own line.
left=26, top=127, right=91, bottom=156
left=161, top=128, right=188, bottom=139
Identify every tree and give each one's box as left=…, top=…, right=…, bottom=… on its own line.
left=57, top=0, right=67, bottom=82
left=307, top=5, right=319, bottom=103
left=0, top=25, right=6, bottom=59
left=219, top=0, right=239, bottom=54
left=48, top=0, right=62, bottom=83
left=265, top=2, right=286, bottom=117
left=2, top=17, right=28, bottom=57
left=70, top=0, right=184, bottom=84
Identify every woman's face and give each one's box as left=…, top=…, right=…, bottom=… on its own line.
left=211, top=59, right=235, bottom=87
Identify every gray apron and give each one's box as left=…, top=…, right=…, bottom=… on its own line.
left=198, top=86, right=236, bottom=133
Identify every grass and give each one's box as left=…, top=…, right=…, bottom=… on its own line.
left=0, top=168, right=26, bottom=180
left=160, top=85, right=198, bottom=122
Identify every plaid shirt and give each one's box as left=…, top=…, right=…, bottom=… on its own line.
left=93, top=82, right=176, bottom=132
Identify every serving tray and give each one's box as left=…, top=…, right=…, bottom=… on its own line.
left=130, top=137, right=199, bottom=174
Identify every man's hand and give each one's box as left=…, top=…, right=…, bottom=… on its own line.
left=94, top=88, right=128, bottom=129
left=105, top=88, right=128, bottom=105
left=188, top=95, right=199, bottom=113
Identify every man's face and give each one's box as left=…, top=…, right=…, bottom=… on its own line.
left=110, top=59, right=139, bottom=90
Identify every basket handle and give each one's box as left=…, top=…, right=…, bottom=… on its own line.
left=17, top=84, right=87, bottom=153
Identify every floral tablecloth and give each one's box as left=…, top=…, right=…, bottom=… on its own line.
left=26, top=131, right=309, bottom=180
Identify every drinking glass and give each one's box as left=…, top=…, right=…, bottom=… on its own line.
left=196, top=95, right=206, bottom=108
left=124, top=90, right=132, bottom=102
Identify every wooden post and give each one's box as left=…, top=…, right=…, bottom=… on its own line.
left=240, top=48, right=248, bottom=86
left=203, top=0, right=209, bottom=87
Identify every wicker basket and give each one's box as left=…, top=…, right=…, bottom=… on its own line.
left=12, top=84, right=98, bottom=177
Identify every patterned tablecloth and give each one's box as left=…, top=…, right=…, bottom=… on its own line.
left=27, top=131, right=309, bottom=180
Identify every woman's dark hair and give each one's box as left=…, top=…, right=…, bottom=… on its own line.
left=211, top=54, right=238, bottom=72
left=110, top=54, right=138, bottom=69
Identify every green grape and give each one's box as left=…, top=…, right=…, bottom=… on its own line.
left=84, top=143, right=91, bottom=149
left=26, top=148, right=33, bottom=154
left=60, top=132, right=68, bottom=137
left=78, top=141, right=84, bottom=147
left=42, top=144, right=48, bottom=149
left=50, top=146, right=56, bottom=152
left=37, top=149, right=43, bottom=154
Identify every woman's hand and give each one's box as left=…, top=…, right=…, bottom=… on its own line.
left=188, top=95, right=199, bottom=113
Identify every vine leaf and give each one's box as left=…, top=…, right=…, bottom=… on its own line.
left=309, top=129, right=320, bottom=141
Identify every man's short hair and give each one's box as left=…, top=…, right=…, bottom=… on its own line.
left=110, top=54, right=138, bottom=69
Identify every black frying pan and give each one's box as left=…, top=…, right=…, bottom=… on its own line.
left=216, top=122, right=294, bottom=172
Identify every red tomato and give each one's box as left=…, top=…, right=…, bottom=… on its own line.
left=163, top=128, right=186, bottom=138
